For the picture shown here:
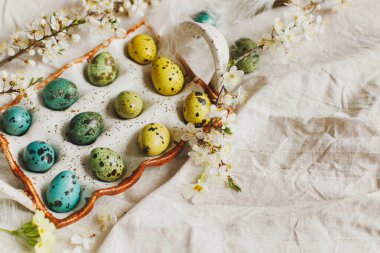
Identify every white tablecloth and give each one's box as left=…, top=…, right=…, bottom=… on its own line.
left=1, top=0, right=380, bottom=252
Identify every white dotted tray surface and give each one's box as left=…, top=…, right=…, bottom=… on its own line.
left=3, top=26, right=196, bottom=218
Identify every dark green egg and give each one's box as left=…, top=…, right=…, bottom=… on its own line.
left=43, top=78, right=78, bottom=110
left=87, top=52, right=118, bottom=87
left=90, top=147, right=125, bottom=182
left=230, top=38, right=259, bottom=74
left=67, top=112, right=104, bottom=145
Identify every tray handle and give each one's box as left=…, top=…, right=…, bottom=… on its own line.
left=180, top=21, right=229, bottom=93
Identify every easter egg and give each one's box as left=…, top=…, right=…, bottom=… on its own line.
left=46, top=170, right=81, bottom=213
left=90, top=147, right=125, bottom=182
left=43, top=78, right=79, bottom=110
left=23, top=141, right=55, bottom=172
left=230, top=38, right=259, bottom=74
left=87, top=52, right=118, bottom=87
left=67, top=112, right=104, bottom=145
left=114, top=91, right=143, bottom=119
left=194, top=11, right=216, bottom=26
left=128, top=34, right=157, bottom=65
left=138, top=123, right=170, bottom=156
left=0, top=106, right=31, bottom=136
left=183, top=91, right=211, bottom=127
left=151, top=56, right=184, bottom=96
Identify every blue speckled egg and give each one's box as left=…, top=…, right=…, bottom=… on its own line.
left=23, top=141, right=55, bottom=172
left=46, top=171, right=81, bottom=213
left=0, top=106, right=31, bottom=136
left=43, top=78, right=79, bottom=110
left=194, top=11, right=216, bottom=26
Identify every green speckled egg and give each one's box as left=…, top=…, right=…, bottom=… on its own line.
left=46, top=170, right=81, bottom=213
left=151, top=56, right=184, bottom=96
left=183, top=91, right=211, bottom=127
left=43, top=78, right=78, bottom=110
left=138, top=123, right=170, bottom=156
left=23, top=141, right=55, bottom=172
left=230, top=38, right=259, bottom=74
left=90, top=147, right=125, bottom=182
left=128, top=34, right=157, bottom=65
left=114, top=91, right=143, bottom=119
left=0, top=106, right=31, bottom=136
left=87, top=52, right=118, bottom=87
left=67, top=112, right=104, bottom=145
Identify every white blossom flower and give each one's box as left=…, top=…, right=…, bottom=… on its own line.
left=97, top=205, right=117, bottom=231
left=222, top=66, right=244, bottom=91
left=206, top=104, right=228, bottom=120
left=0, top=41, right=9, bottom=60
left=71, top=34, right=81, bottom=42
left=26, top=20, right=45, bottom=40
left=0, top=70, right=8, bottom=79
left=181, top=123, right=203, bottom=146
left=70, top=234, right=95, bottom=251
left=9, top=72, right=28, bottom=88
left=181, top=179, right=208, bottom=204
left=7, top=47, right=16, bottom=56
left=209, top=164, right=231, bottom=179
left=188, top=144, right=220, bottom=169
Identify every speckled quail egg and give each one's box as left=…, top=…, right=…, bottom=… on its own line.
left=183, top=91, right=211, bottom=127
left=230, top=38, right=259, bottom=74
left=67, top=112, right=104, bottom=145
left=87, top=52, right=118, bottom=87
left=46, top=170, right=81, bottom=213
left=90, top=147, right=125, bottom=182
left=114, top=91, right=143, bottom=119
left=128, top=34, right=157, bottom=65
left=151, top=56, right=184, bottom=96
left=23, top=141, right=55, bottom=172
left=43, top=78, right=78, bottom=110
left=0, top=106, right=31, bottom=136
left=138, top=123, right=171, bottom=156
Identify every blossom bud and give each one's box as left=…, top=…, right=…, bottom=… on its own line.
left=71, top=34, right=81, bottom=42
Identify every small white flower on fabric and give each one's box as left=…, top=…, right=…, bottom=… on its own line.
left=188, top=144, right=219, bottom=169
left=7, top=47, right=16, bottom=56
left=71, top=234, right=95, bottom=250
left=11, top=30, right=30, bottom=49
left=115, top=28, right=126, bottom=38
left=27, top=20, right=44, bottom=40
left=181, top=179, right=208, bottom=205
left=28, top=49, right=36, bottom=56
left=0, top=70, right=8, bottom=79
left=181, top=123, right=202, bottom=146
left=71, top=34, right=81, bottom=42
left=97, top=205, right=118, bottom=232
left=0, top=41, right=8, bottom=60
left=9, top=72, right=28, bottom=88
left=26, top=59, right=36, bottom=66
left=222, top=66, right=244, bottom=91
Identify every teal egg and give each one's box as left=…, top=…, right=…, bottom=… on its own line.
left=46, top=171, right=81, bottom=213
left=90, top=147, right=125, bottom=182
left=43, top=78, right=78, bottom=110
left=230, top=38, right=259, bottom=74
left=67, top=112, right=104, bottom=145
left=87, top=52, right=118, bottom=87
left=23, top=141, right=55, bottom=172
left=0, top=106, right=31, bottom=136
left=194, top=11, right=216, bottom=26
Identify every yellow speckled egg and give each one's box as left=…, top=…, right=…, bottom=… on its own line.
left=138, top=123, right=170, bottom=156
left=183, top=91, right=211, bottom=127
left=151, top=56, right=184, bottom=96
left=128, top=34, right=157, bottom=65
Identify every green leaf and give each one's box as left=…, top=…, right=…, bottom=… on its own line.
left=227, top=176, right=242, bottom=192
left=199, top=172, right=207, bottom=184
left=224, top=127, right=233, bottom=135
left=28, top=77, right=35, bottom=87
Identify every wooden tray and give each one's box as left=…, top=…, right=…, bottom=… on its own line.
left=0, top=20, right=229, bottom=228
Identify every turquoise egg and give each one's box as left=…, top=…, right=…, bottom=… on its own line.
left=194, top=11, right=216, bottom=26
left=67, top=112, right=104, bottom=145
left=87, top=52, right=118, bottom=87
left=46, top=170, right=81, bottom=213
left=90, top=147, right=125, bottom=182
left=0, top=106, right=31, bottom=136
left=43, top=78, right=78, bottom=110
left=23, top=141, right=55, bottom=172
